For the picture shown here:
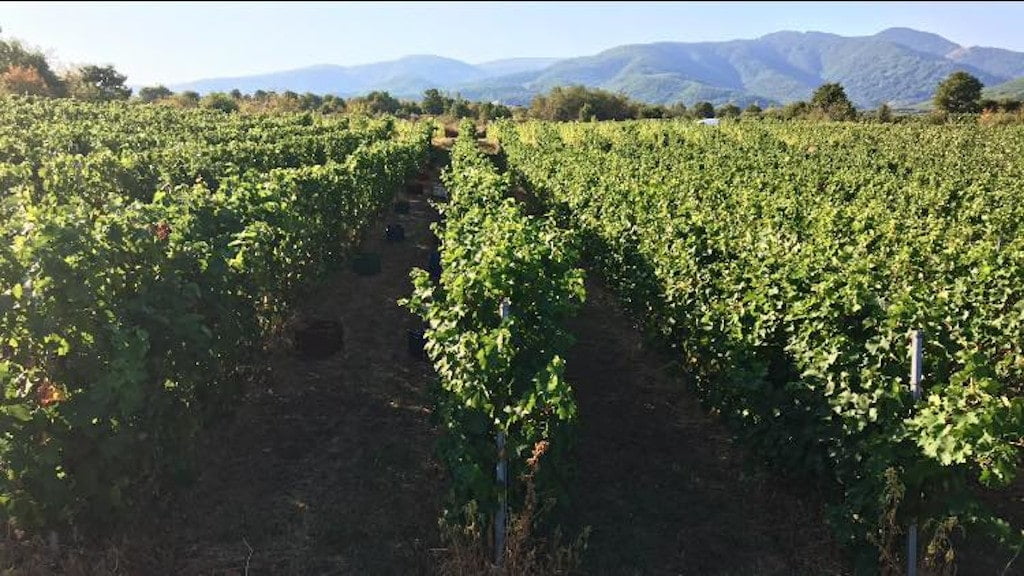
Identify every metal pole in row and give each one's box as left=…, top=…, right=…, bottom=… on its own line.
left=910, top=330, right=923, bottom=402
left=495, top=431, right=507, bottom=566
left=908, top=329, right=923, bottom=576
left=495, top=298, right=511, bottom=566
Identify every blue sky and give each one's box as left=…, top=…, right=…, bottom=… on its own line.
left=1, top=2, right=1022, bottom=85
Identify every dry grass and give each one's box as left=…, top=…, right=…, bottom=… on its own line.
left=439, top=442, right=589, bottom=576
left=979, top=109, right=1024, bottom=126
left=0, top=532, right=128, bottom=576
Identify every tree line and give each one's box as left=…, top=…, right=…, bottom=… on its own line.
left=0, top=30, right=514, bottom=120
left=524, top=72, right=1017, bottom=123
left=0, top=33, right=130, bottom=101
left=2, top=28, right=1019, bottom=123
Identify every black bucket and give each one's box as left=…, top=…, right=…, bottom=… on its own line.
left=295, top=319, right=344, bottom=360
left=385, top=224, right=406, bottom=242
left=407, top=329, right=427, bottom=359
left=427, top=250, right=442, bottom=282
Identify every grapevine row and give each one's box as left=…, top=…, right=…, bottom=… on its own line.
left=404, top=120, right=585, bottom=532
left=0, top=96, right=429, bottom=528
left=495, top=119, right=1024, bottom=565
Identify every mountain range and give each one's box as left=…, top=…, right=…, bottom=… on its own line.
left=169, top=28, right=1024, bottom=108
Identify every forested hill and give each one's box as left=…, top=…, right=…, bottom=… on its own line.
left=171, top=28, right=1024, bottom=107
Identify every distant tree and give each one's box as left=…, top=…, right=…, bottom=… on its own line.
left=347, top=90, right=401, bottom=115
left=876, top=103, right=893, bottom=122
left=0, top=65, right=51, bottom=96
left=716, top=103, right=741, bottom=118
left=137, top=85, right=172, bottom=102
left=668, top=102, right=688, bottom=118
left=743, top=103, right=763, bottom=116
left=66, top=64, right=131, bottom=101
left=475, top=101, right=512, bottom=122
left=299, top=92, right=323, bottom=111
left=0, top=36, right=64, bottom=96
left=979, top=98, right=999, bottom=113
left=447, top=96, right=472, bottom=118
left=810, top=82, right=856, bottom=120
left=578, top=102, right=595, bottom=122
left=269, top=92, right=301, bottom=112
left=651, top=104, right=669, bottom=118
left=421, top=88, right=448, bottom=115
left=529, top=85, right=635, bottom=121
left=367, top=90, right=401, bottom=114
left=934, top=71, right=983, bottom=114
left=201, top=92, right=239, bottom=112
left=692, top=101, right=715, bottom=119
left=229, top=88, right=242, bottom=100
left=397, top=100, right=422, bottom=117
left=171, top=90, right=200, bottom=108
left=241, top=90, right=295, bottom=113
left=1000, top=98, right=1021, bottom=113
left=321, top=94, right=345, bottom=114
left=781, top=101, right=809, bottom=119
left=635, top=103, right=669, bottom=119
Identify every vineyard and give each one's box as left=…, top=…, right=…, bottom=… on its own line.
left=494, top=119, right=1024, bottom=571
left=1, top=94, right=1023, bottom=574
left=0, top=96, right=428, bottom=532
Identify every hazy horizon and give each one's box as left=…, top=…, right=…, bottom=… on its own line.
left=1, top=2, right=1023, bottom=86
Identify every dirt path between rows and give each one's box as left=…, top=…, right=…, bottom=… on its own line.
left=562, top=269, right=849, bottom=575
left=127, top=175, right=446, bottom=575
